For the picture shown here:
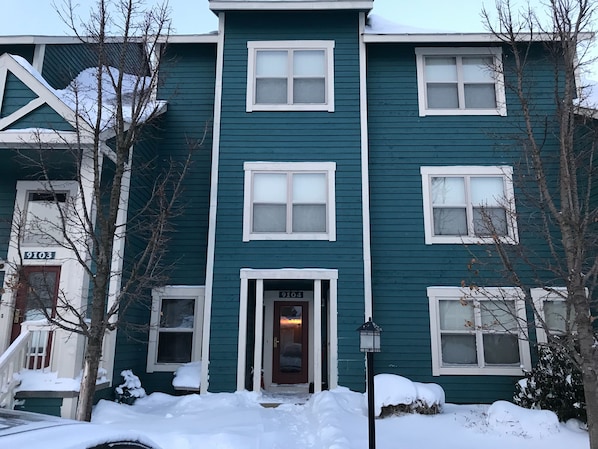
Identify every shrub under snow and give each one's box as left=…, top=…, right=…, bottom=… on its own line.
left=115, top=370, right=146, bottom=405
left=373, top=374, right=445, bottom=417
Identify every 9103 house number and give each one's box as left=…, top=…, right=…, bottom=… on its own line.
left=278, top=291, right=304, bottom=298
left=24, top=251, right=56, bottom=260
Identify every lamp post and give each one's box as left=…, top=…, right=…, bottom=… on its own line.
left=357, top=317, right=381, bottom=449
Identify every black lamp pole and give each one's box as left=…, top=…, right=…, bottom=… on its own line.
left=366, top=350, right=376, bottom=449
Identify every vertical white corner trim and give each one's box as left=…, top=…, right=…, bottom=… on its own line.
left=252, top=279, right=264, bottom=392
left=313, top=279, right=322, bottom=393
left=359, top=12, right=373, bottom=320
left=200, top=12, right=225, bottom=394
left=236, top=278, right=249, bottom=390
left=328, top=277, right=338, bottom=389
left=32, top=44, right=46, bottom=73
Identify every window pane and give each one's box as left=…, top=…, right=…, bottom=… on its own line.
left=293, top=78, right=325, bottom=103
left=432, top=177, right=465, bottom=205
left=157, top=332, right=192, bottom=363
left=462, top=57, right=494, bottom=83
left=483, top=334, right=520, bottom=364
left=439, top=299, right=474, bottom=330
left=464, top=84, right=497, bottom=108
left=427, top=84, right=459, bottom=109
left=253, top=204, right=286, bottom=232
left=292, top=204, right=326, bottom=232
left=293, top=50, right=325, bottom=76
left=24, top=192, right=67, bottom=245
left=24, top=271, right=58, bottom=320
left=293, top=173, right=327, bottom=203
left=473, top=207, right=507, bottom=236
left=544, top=301, right=573, bottom=333
left=256, top=78, right=287, bottom=104
left=256, top=51, right=287, bottom=77
left=471, top=177, right=504, bottom=206
left=480, top=300, right=517, bottom=332
left=441, top=334, right=477, bottom=364
left=160, top=298, right=195, bottom=329
left=433, top=208, right=467, bottom=235
left=425, top=57, right=457, bottom=81
left=254, top=174, right=287, bottom=203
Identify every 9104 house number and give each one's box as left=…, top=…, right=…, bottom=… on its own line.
left=24, top=251, right=56, bottom=260
left=278, top=291, right=304, bottom=298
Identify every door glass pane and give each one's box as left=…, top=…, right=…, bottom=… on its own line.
left=433, top=208, right=467, bottom=235
left=253, top=204, right=286, bottom=232
left=432, top=177, right=465, bottom=205
left=439, top=299, right=474, bottom=330
left=157, top=332, right=192, bottom=363
left=427, top=84, right=459, bottom=108
left=462, top=56, right=494, bottom=82
left=256, top=78, right=287, bottom=104
left=160, top=298, right=195, bottom=328
left=292, top=204, right=326, bottom=232
left=483, top=334, right=520, bottom=364
left=279, top=305, right=303, bottom=373
left=24, top=271, right=58, bottom=321
left=256, top=51, right=287, bottom=77
left=425, top=57, right=457, bottom=81
left=441, top=334, right=477, bottom=364
left=464, top=84, right=496, bottom=108
left=293, top=50, right=325, bottom=76
left=293, top=78, right=325, bottom=103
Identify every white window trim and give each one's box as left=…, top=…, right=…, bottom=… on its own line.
left=415, top=47, right=507, bottom=117
left=427, top=286, right=531, bottom=376
left=420, top=166, right=519, bottom=245
left=531, top=287, right=582, bottom=344
left=15, top=180, right=79, bottom=250
left=147, top=285, right=205, bottom=373
left=243, top=161, right=336, bottom=242
left=246, top=40, right=335, bottom=112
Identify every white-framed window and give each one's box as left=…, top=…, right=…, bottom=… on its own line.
left=427, top=286, right=531, bottom=376
left=147, top=286, right=204, bottom=373
left=243, top=162, right=336, bottom=241
left=531, top=287, right=579, bottom=343
left=420, top=166, right=518, bottom=245
left=246, top=40, right=335, bottom=112
left=15, top=181, right=79, bottom=247
left=415, top=47, right=506, bottom=116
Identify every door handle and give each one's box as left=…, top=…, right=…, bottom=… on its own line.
left=13, top=308, right=21, bottom=324
left=273, top=337, right=279, bottom=348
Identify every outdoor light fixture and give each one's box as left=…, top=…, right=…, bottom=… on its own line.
left=356, top=317, right=382, bottom=449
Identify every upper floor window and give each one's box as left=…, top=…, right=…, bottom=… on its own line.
left=246, top=41, right=335, bottom=112
left=427, top=286, right=531, bottom=376
left=243, top=162, right=336, bottom=241
left=420, top=166, right=518, bottom=244
left=415, top=47, right=506, bottom=116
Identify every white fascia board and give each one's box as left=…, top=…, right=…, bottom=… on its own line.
left=363, top=31, right=594, bottom=44
left=0, top=130, right=94, bottom=147
left=166, top=35, right=220, bottom=44
left=210, top=1, right=373, bottom=11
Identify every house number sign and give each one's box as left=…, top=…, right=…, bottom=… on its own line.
left=278, top=291, right=304, bottom=298
left=24, top=251, right=56, bottom=260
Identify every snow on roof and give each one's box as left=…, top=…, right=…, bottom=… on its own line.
left=365, top=14, right=453, bottom=34
left=10, top=53, right=165, bottom=132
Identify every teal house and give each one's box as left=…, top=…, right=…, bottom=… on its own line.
left=0, top=0, right=580, bottom=417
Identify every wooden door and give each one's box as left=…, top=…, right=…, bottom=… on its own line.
left=272, top=301, right=309, bottom=384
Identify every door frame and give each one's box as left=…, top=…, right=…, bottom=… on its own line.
left=237, top=268, right=338, bottom=394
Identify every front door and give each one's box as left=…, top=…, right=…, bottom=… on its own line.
left=272, top=301, right=309, bottom=384
left=10, top=266, right=60, bottom=367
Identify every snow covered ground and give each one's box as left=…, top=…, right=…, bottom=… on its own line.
left=90, top=378, right=590, bottom=449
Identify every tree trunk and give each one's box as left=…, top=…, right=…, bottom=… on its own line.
left=75, top=336, right=102, bottom=422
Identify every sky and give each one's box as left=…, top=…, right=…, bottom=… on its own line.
left=6, top=370, right=591, bottom=449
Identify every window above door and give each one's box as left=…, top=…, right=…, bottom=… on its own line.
left=243, top=162, right=336, bottom=241
left=246, top=41, right=335, bottom=112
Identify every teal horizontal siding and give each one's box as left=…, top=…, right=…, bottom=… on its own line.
left=367, top=42, right=562, bottom=403
left=1, top=72, right=38, bottom=118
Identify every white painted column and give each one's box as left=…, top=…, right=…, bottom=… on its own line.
left=313, top=279, right=322, bottom=393
left=252, top=279, right=264, bottom=392
left=329, top=278, right=338, bottom=389
left=236, top=277, right=249, bottom=391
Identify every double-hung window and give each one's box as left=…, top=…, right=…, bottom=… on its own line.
left=420, top=166, right=518, bottom=244
left=427, top=286, right=531, bottom=376
left=246, top=41, right=335, bottom=112
left=415, top=47, right=506, bottom=116
left=531, top=288, right=579, bottom=343
left=243, top=162, right=336, bottom=241
left=147, top=286, right=204, bottom=372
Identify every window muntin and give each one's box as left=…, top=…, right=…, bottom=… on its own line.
left=147, top=286, right=204, bottom=372
left=247, top=41, right=334, bottom=112
left=415, top=47, right=506, bottom=116
left=243, top=162, right=336, bottom=241
left=421, top=166, right=518, bottom=244
left=428, top=287, right=531, bottom=376
left=23, top=191, right=68, bottom=245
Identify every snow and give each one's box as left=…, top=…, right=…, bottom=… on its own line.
left=365, top=14, right=452, bottom=34
left=87, top=382, right=590, bottom=449
left=172, top=361, right=201, bottom=390
left=115, top=370, right=146, bottom=399
left=14, top=368, right=108, bottom=392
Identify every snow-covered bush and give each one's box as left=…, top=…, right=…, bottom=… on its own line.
left=115, top=370, right=146, bottom=405
left=513, top=343, right=585, bottom=423
left=374, top=374, right=445, bottom=417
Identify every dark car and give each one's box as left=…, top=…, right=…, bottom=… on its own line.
left=0, top=408, right=161, bottom=449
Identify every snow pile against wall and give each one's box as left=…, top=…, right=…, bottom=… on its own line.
left=487, top=400, right=560, bottom=438
left=172, top=361, right=201, bottom=390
